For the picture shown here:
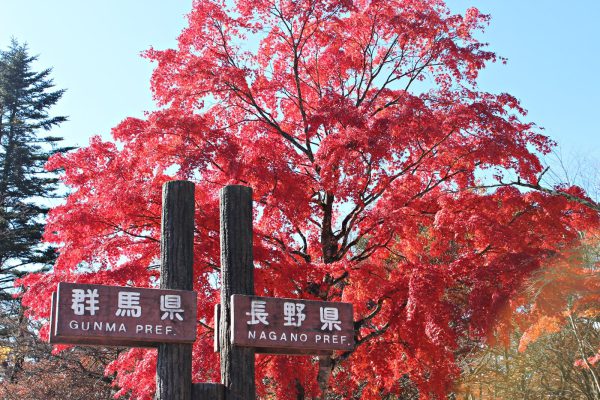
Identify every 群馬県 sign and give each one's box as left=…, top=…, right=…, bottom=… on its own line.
left=230, top=295, right=355, bottom=354
left=50, top=282, right=196, bottom=347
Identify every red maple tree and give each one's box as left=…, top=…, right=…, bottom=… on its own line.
left=20, top=0, right=598, bottom=398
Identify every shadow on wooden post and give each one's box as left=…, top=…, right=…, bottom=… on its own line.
left=156, top=181, right=195, bottom=400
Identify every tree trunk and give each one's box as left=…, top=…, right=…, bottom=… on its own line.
left=320, top=192, right=336, bottom=264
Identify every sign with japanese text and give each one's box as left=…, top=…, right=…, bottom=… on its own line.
left=231, top=295, right=354, bottom=353
left=50, top=282, right=197, bottom=347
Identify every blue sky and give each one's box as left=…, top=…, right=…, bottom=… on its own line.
left=1, top=1, right=599, bottom=159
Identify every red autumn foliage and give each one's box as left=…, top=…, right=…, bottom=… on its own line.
left=19, top=0, right=598, bottom=398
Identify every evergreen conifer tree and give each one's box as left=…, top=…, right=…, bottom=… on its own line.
left=0, top=40, right=68, bottom=305
left=0, top=39, right=71, bottom=382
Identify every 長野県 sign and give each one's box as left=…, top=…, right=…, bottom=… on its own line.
left=230, top=294, right=355, bottom=354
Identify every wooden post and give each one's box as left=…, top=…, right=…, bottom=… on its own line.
left=219, top=185, right=255, bottom=400
left=156, top=181, right=195, bottom=400
left=192, top=383, right=225, bottom=400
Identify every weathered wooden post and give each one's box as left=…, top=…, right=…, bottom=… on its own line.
left=192, top=383, right=225, bottom=400
left=219, top=185, right=256, bottom=400
left=156, top=180, right=195, bottom=400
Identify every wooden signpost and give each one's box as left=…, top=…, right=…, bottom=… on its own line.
left=47, top=182, right=355, bottom=400
left=50, top=283, right=196, bottom=347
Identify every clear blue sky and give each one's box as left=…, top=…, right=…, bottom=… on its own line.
left=1, top=1, right=599, bottom=158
